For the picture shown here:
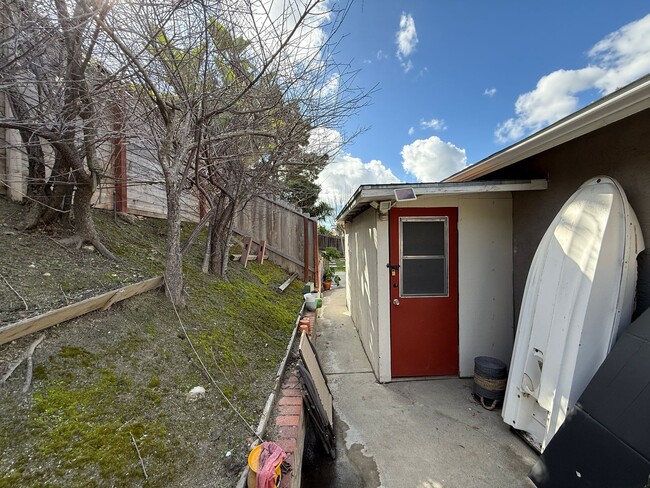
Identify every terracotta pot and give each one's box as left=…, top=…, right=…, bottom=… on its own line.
left=323, top=280, right=332, bottom=291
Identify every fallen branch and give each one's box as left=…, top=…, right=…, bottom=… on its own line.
left=1, top=334, right=44, bottom=387
left=129, top=432, right=148, bottom=480
left=22, top=356, right=34, bottom=393
left=117, top=212, right=138, bottom=225
left=59, top=284, right=69, bottom=305
left=1, top=355, right=24, bottom=384
left=21, top=334, right=45, bottom=392
left=46, top=235, right=74, bottom=255
left=188, top=355, right=212, bottom=383
left=0, top=273, right=28, bottom=310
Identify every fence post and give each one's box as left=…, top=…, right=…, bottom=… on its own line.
left=258, top=240, right=266, bottom=264
left=312, top=219, right=319, bottom=288
left=111, top=88, right=127, bottom=213
left=303, top=216, right=309, bottom=282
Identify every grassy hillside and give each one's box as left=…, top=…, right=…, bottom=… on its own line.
left=0, top=198, right=304, bottom=487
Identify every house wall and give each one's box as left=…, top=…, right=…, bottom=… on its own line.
left=484, top=108, right=650, bottom=321
left=345, top=193, right=515, bottom=380
left=344, top=207, right=381, bottom=376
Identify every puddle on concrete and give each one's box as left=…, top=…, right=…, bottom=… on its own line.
left=301, top=413, right=380, bottom=487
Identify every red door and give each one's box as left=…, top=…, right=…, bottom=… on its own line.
left=389, top=207, right=458, bottom=377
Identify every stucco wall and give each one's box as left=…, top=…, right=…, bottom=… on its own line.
left=484, top=108, right=650, bottom=321
left=396, top=194, right=514, bottom=376
left=344, top=207, right=380, bottom=376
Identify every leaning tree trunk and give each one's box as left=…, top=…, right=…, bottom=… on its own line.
left=5, top=88, right=73, bottom=230
left=50, top=141, right=116, bottom=260
left=20, top=151, right=74, bottom=230
left=67, top=181, right=115, bottom=260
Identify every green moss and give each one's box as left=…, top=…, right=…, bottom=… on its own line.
left=0, top=203, right=307, bottom=487
left=58, top=347, right=94, bottom=367
left=29, top=368, right=171, bottom=485
left=32, top=365, right=47, bottom=380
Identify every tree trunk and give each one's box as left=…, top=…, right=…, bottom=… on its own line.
left=208, top=194, right=235, bottom=277
left=21, top=151, right=73, bottom=230
left=165, top=180, right=185, bottom=307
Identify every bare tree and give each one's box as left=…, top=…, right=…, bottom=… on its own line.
left=0, top=0, right=118, bottom=259
left=95, top=0, right=366, bottom=303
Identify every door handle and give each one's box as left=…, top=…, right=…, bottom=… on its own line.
left=393, top=299, right=400, bottom=306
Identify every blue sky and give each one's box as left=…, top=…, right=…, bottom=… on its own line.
left=314, top=1, right=650, bottom=211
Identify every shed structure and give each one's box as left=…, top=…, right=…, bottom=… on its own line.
left=339, top=180, right=546, bottom=382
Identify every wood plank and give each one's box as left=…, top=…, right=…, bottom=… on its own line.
left=231, top=254, right=267, bottom=262
left=231, top=228, right=307, bottom=269
left=240, top=236, right=252, bottom=268
left=278, top=272, right=298, bottom=292
left=0, top=276, right=164, bottom=345
left=299, top=332, right=333, bottom=426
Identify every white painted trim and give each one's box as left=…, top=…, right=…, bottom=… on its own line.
left=376, top=216, right=392, bottom=383
left=444, top=76, right=650, bottom=183
left=360, top=180, right=547, bottom=198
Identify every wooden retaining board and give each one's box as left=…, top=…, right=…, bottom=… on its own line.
left=0, top=276, right=164, bottom=345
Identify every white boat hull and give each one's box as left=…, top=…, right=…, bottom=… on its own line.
left=502, top=176, right=644, bottom=451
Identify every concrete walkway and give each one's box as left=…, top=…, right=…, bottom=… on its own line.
left=307, top=278, right=538, bottom=488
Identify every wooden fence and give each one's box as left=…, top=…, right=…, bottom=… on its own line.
left=318, top=234, right=343, bottom=254
left=233, top=196, right=318, bottom=282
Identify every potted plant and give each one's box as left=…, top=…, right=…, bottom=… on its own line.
left=322, top=247, right=342, bottom=290
left=323, top=267, right=340, bottom=290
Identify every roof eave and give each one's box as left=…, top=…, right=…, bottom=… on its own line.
left=443, top=75, right=650, bottom=183
left=336, top=179, right=547, bottom=224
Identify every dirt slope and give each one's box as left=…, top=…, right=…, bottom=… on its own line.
left=0, top=197, right=304, bottom=487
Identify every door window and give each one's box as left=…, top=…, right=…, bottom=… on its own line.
left=400, top=217, right=448, bottom=297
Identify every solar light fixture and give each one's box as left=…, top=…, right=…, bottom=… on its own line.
left=394, top=187, right=417, bottom=201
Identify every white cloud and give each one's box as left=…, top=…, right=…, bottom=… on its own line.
left=308, top=126, right=343, bottom=155
left=311, top=127, right=400, bottom=209
left=401, top=59, right=414, bottom=73
left=484, top=88, right=497, bottom=97
left=317, top=153, right=400, bottom=207
left=496, top=14, right=650, bottom=143
left=420, top=118, right=447, bottom=131
left=401, top=136, right=467, bottom=182
left=245, top=0, right=331, bottom=65
left=376, top=49, right=389, bottom=60
left=396, top=13, right=418, bottom=72
left=408, top=127, right=415, bottom=136
left=315, top=73, right=340, bottom=99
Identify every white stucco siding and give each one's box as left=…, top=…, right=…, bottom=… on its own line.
left=457, top=195, right=514, bottom=376
left=344, top=207, right=381, bottom=376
